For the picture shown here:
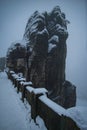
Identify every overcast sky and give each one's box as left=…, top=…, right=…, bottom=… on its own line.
left=0, top=0, right=87, bottom=101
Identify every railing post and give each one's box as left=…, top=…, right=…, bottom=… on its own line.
left=31, top=88, right=48, bottom=121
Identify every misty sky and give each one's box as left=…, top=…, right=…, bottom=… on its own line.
left=0, top=0, right=87, bottom=101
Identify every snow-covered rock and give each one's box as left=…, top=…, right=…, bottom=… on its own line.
left=23, top=5, right=75, bottom=109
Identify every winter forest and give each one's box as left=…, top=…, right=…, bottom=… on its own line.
left=0, top=0, right=87, bottom=130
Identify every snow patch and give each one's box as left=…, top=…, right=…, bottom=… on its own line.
left=37, top=28, right=49, bottom=36
left=39, top=95, right=66, bottom=116
left=26, top=86, right=34, bottom=93
left=67, top=106, right=87, bottom=130
left=36, top=116, right=48, bottom=130
left=49, top=35, right=59, bottom=43
left=10, top=71, right=15, bottom=74
left=22, top=81, right=33, bottom=86
left=16, top=78, right=26, bottom=81
left=12, top=74, right=19, bottom=79
left=48, top=43, right=57, bottom=52
left=26, top=87, right=48, bottom=96
left=33, top=88, right=48, bottom=95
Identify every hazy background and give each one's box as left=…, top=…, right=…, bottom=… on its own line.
left=0, top=0, right=87, bottom=103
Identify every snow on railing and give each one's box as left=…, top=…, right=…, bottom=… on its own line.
left=7, top=71, right=81, bottom=130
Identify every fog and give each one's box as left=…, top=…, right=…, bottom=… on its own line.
left=0, top=0, right=87, bottom=102
left=65, top=0, right=87, bottom=101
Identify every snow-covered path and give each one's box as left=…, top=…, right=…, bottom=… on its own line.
left=0, top=72, right=47, bottom=130
left=0, top=72, right=87, bottom=130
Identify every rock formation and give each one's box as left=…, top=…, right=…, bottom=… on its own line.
left=0, top=57, right=5, bottom=71
left=6, top=42, right=26, bottom=75
left=23, top=6, right=76, bottom=108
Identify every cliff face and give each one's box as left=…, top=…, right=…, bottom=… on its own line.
left=23, top=6, right=76, bottom=108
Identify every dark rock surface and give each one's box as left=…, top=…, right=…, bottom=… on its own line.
left=0, top=57, right=5, bottom=71
left=23, top=6, right=76, bottom=108
left=6, top=43, right=26, bottom=75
